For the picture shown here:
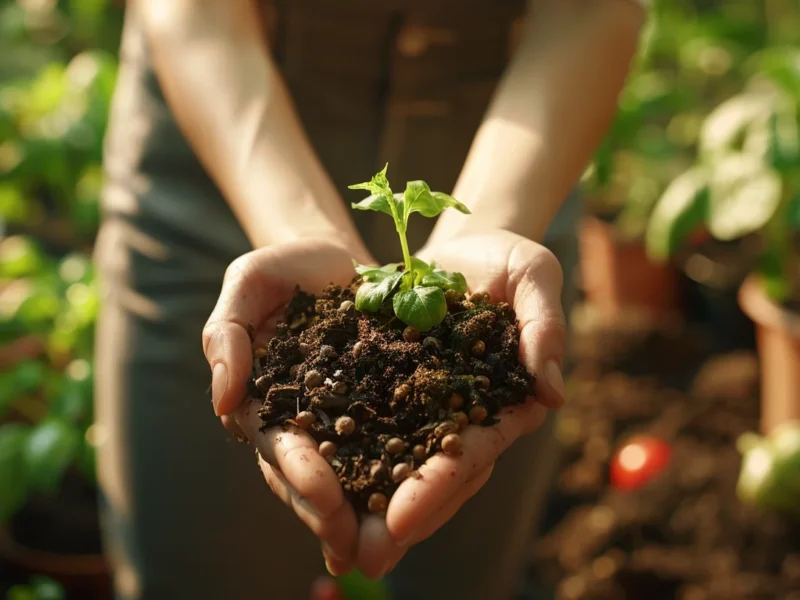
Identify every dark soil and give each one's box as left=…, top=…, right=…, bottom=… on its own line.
left=531, top=319, right=800, bottom=600
left=248, top=281, right=534, bottom=512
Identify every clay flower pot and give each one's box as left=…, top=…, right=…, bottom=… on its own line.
left=579, top=215, right=681, bottom=317
left=738, top=275, right=800, bottom=433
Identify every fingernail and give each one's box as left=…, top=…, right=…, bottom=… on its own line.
left=212, top=362, right=228, bottom=415
left=545, top=360, right=565, bottom=407
left=324, top=558, right=336, bottom=576
left=321, top=541, right=345, bottom=562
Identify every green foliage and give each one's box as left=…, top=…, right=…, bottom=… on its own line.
left=350, top=165, right=469, bottom=331
left=0, top=424, right=32, bottom=522
left=5, top=576, right=66, bottom=600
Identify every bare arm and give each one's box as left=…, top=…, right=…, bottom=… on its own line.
left=428, top=0, right=646, bottom=245
left=133, top=0, right=371, bottom=260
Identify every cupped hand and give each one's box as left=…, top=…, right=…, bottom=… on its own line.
left=202, top=238, right=372, bottom=574
left=352, top=229, right=568, bottom=579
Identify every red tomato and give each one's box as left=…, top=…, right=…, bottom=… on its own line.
left=610, top=436, right=672, bottom=491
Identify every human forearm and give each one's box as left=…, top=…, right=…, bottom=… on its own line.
left=135, top=0, right=370, bottom=259
left=430, top=0, right=645, bottom=244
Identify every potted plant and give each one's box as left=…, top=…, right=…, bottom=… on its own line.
left=247, top=166, right=536, bottom=512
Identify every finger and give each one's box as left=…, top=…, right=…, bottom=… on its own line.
left=355, top=515, right=404, bottom=580
left=235, top=403, right=345, bottom=518
left=260, top=461, right=358, bottom=567
left=386, top=400, right=546, bottom=542
left=202, top=240, right=355, bottom=415
left=321, top=543, right=354, bottom=578
left=403, top=463, right=494, bottom=547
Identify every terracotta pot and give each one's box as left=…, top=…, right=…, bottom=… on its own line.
left=738, top=276, right=800, bottom=434
left=579, top=216, right=681, bottom=317
left=0, top=527, right=111, bottom=599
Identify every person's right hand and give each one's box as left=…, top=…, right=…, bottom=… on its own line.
left=202, top=238, right=370, bottom=575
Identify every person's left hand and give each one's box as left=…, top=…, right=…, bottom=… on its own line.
left=351, top=228, right=568, bottom=579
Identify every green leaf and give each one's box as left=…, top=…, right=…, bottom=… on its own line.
left=348, top=163, right=392, bottom=196
left=0, top=423, right=31, bottom=523
left=707, top=153, right=783, bottom=241
left=350, top=193, right=394, bottom=218
left=420, top=268, right=468, bottom=293
left=699, top=93, right=770, bottom=158
left=645, top=167, right=709, bottom=261
left=31, top=576, right=66, bottom=600
left=402, top=181, right=470, bottom=223
left=353, top=261, right=402, bottom=281
left=355, top=272, right=403, bottom=313
left=24, top=419, right=80, bottom=494
left=392, top=286, right=447, bottom=332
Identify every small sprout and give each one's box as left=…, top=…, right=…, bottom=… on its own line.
left=335, top=416, right=356, bottom=436
left=474, top=375, right=490, bottom=391
left=319, top=440, right=337, bottom=459
left=370, top=460, right=388, bottom=479
left=368, top=492, right=389, bottom=514
left=386, top=437, right=405, bottom=455
left=422, top=336, right=443, bottom=354
left=304, top=369, right=323, bottom=389
left=392, top=462, right=412, bottom=482
left=352, top=341, right=364, bottom=358
left=393, top=384, right=411, bottom=402
left=319, top=345, right=336, bottom=360
left=470, top=340, right=486, bottom=358
left=402, top=326, right=421, bottom=343
left=435, top=421, right=459, bottom=438
left=331, top=381, right=348, bottom=395
left=412, top=444, right=427, bottom=461
left=253, top=347, right=267, bottom=358
left=469, top=404, right=488, bottom=425
left=452, top=411, right=468, bottom=431
left=448, top=392, right=465, bottom=411
left=289, top=364, right=301, bottom=378
left=441, top=433, right=463, bottom=456
left=296, top=411, right=317, bottom=430
left=349, top=165, right=470, bottom=331
left=255, top=375, right=273, bottom=394
left=339, top=300, right=355, bottom=313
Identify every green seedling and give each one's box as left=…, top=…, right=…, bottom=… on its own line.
left=349, top=165, right=470, bottom=331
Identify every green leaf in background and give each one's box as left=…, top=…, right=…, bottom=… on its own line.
left=0, top=235, right=45, bottom=278
left=12, top=360, right=47, bottom=395
left=645, top=167, right=709, bottom=261
left=699, top=93, right=769, bottom=158
left=52, top=359, right=93, bottom=424
left=0, top=423, right=31, bottom=523
left=354, top=272, right=403, bottom=313
left=392, top=286, right=447, bottom=332
left=6, top=576, right=66, bottom=600
left=706, top=153, right=783, bottom=241
left=24, top=419, right=80, bottom=494
left=337, top=571, right=391, bottom=600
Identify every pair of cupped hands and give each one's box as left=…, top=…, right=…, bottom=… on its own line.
left=202, top=228, right=567, bottom=579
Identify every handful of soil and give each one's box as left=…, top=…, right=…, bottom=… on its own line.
left=247, top=280, right=535, bottom=514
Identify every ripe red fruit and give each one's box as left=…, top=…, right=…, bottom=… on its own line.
left=610, top=436, right=672, bottom=491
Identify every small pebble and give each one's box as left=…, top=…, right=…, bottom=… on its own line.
left=385, top=437, right=405, bottom=455
left=441, top=433, right=462, bottom=456
left=469, top=291, right=489, bottom=304
left=335, top=416, right=356, bottom=436
left=392, top=462, right=411, bottom=482
left=295, top=411, right=316, bottom=430
left=368, top=492, right=388, bottom=514
left=304, top=369, right=323, bottom=389
left=474, top=375, right=490, bottom=391
left=448, top=392, right=465, bottom=411
left=318, top=440, right=337, bottom=459
left=470, top=340, right=486, bottom=358
left=422, top=336, right=443, bottom=353
left=253, top=347, right=267, bottom=358
left=370, top=460, right=388, bottom=479
left=255, top=375, right=272, bottom=393
left=469, top=404, right=488, bottom=425
left=331, top=381, right=348, bottom=395
left=412, top=444, right=427, bottom=461
left=393, top=384, right=411, bottom=402
left=452, top=411, right=468, bottom=431
left=352, top=341, right=364, bottom=358
left=319, top=345, right=336, bottom=359
left=339, top=300, right=355, bottom=313
left=485, top=353, right=501, bottom=366
left=289, top=364, right=301, bottom=378
left=444, top=289, right=464, bottom=305
left=298, top=342, right=312, bottom=356
left=402, top=326, right=421, bottom=343
left=435, top=421, right=459, bottom=438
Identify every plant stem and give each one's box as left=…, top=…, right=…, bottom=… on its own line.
left=387, top=195, right=413, bottom=271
